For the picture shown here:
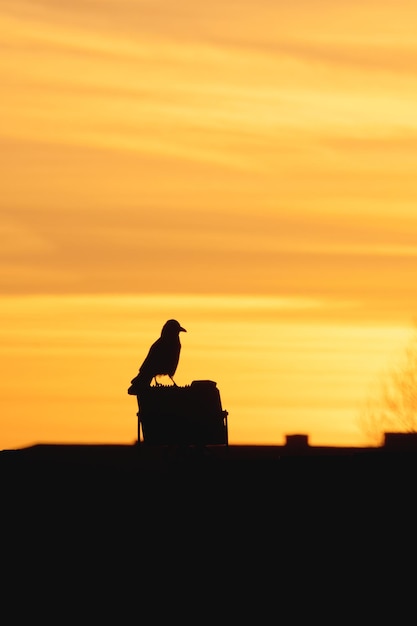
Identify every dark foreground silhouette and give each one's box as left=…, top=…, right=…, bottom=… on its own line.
left=2, top=434, right=415, bottom=618
left=3, top=433, right=417, bottom=506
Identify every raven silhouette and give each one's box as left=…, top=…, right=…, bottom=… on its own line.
left=130, top=319, right=186, bottom=390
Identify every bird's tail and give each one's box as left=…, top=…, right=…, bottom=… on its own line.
left=128, top=371, right=153, bottom=395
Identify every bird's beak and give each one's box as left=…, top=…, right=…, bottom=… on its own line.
left=180, top=326, right=187, bottom=332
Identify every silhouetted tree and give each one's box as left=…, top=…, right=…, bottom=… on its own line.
left=359, top=324, right=417, bottom=445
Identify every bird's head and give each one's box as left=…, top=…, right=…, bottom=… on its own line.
left=161, top=319, right=187, bottom=336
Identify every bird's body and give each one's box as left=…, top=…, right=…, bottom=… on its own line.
left=130, top=319, right=186, bottom=390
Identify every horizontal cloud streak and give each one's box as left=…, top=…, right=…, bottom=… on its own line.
left=1, top=0, right=417, bottom=319
left=2, top=204, right=417, bottom=325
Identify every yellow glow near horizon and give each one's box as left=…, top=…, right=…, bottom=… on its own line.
left=0, top=294, right=413, bottom=451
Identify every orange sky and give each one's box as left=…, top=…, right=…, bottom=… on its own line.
left=2, top=1, right=417, bottom=449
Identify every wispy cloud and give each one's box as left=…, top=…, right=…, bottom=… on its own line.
left=1, top=0, right=417, bottom=311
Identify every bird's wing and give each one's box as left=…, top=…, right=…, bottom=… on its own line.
left=142, top=337, right=181, bottom=376
left=139, top=338, right=163, bottom=375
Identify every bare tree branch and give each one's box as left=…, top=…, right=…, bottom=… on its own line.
left=359, top=324, right=417, bottom=444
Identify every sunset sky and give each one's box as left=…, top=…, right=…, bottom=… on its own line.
left=2, top=1, right=417, bottom=450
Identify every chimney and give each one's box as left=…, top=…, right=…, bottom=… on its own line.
left=285, top=434, right=309, bottom=449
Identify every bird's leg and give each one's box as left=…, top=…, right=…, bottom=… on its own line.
left=153, top=376, right=162, bottom=387
left=169, top=376, right=178, bottom=386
